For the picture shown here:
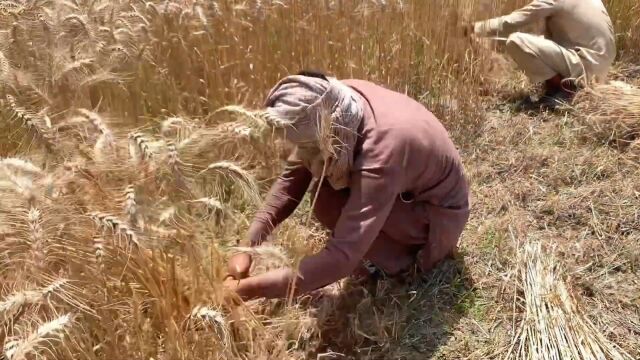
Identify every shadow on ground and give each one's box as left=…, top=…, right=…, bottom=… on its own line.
left=308, top=254, right=474, bottom=359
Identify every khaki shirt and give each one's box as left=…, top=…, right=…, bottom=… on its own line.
left=474, top=0, right=616, bottom=80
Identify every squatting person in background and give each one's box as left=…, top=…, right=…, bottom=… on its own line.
left=223, top=71, right=470, bottom=300
left=468, top=0, right=616, bottom=110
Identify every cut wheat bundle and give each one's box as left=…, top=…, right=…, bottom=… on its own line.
left=230, top=245, right=291, bottom=276
left=573, top=81, right=640, bottom=150
left=198, top=161, right=262, bottom=207
left=506, top=242, right=633, bottom=360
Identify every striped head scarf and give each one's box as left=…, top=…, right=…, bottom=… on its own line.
left=264, top=74, right=364, bottom=190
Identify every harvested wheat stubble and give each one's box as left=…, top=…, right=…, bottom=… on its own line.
left=507, top=242, right=633, bottom=360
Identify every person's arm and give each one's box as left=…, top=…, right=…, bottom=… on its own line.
left=227, top=152, right=313, bottom=280
left=234, top=135, right=405, bottom=299
left=246, top=157, right=313, bottom=247
left=473, top=0, right=557, bottom=37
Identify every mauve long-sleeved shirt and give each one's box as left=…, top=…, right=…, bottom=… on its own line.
left=247, top=79, right=470, bottom=296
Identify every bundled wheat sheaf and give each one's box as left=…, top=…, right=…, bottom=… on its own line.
left=574, top=81, right=640, bottom=152
left=507, top=243, right=633, bottom=360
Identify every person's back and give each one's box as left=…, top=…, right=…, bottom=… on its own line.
left=344, top=79, right=468, bottom=210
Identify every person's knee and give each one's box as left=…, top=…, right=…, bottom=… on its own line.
left=506, top=32, right=527, bottom=53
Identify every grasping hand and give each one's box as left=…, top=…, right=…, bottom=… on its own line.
left=223, top=277, right=239, bottom=292
left=227, top=252, right=252, bottom=280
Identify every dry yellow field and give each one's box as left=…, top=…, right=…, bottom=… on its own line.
left=0, top=1, right=638, bottom=359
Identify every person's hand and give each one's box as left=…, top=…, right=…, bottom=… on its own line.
left=227, top=253, right=252, bottom=280
left=223, top=277, right=239, bottom=292
left=223, top=276, right=243, bottom=306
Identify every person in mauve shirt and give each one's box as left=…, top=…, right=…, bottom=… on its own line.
left=223, top=71, right=470, bottom=300
left=467, top=0, right=616, bottom=110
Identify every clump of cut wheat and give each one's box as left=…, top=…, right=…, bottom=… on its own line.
left=573, top=81, right=640, bottom=149
left=231, top=245, right=290, bottom=276
left=198, top=161, right=261, bottom=207
left=507, top=242, right=633, bottom=360
left=187, top=305, right=231, bottom=346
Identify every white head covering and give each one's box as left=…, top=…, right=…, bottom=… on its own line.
left=264, top=75, right=364, bottom=190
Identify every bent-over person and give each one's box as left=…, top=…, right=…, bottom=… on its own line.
left=471, top=0, right=616, bottom=110
left=223, top=72, right=470, bottom=300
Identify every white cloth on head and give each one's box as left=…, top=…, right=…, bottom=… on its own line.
left=264, top=75, right=364, bottom=190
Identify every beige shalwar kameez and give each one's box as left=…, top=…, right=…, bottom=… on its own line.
left=474, top=0, right=616, bottom=84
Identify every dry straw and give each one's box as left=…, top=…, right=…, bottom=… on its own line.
left=573, top=81, right=640, bottom=149
left=198, top=161, right=262, bottom=207
left=507, top=242, right=633, bottom=360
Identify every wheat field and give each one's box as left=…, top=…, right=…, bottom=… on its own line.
left=0, top=0, right=638, bottom=359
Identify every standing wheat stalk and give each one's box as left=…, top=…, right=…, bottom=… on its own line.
left=27, top=207, right=47, bottom=272
left=0, top=279, right=71, bottom=326
left=3, top=314, right=74, bottom=360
